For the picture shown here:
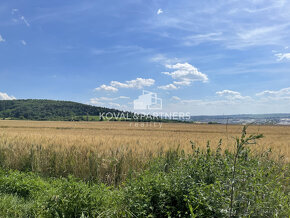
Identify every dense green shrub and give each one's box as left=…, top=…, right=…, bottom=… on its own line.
left=37, top=176, right=112, bottom=217
left=122, top=130, right=289, bottom=217
left=0, top=170, right=48, bottom=199
left=0, top=194, right=35, bottom=217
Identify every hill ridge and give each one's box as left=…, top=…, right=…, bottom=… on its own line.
left=0, top=99, right=130, bottom=121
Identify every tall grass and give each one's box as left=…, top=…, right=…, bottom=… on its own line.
left=0, top=121, right=289, bottom=185
left=0, top=137, right=149, bottom=185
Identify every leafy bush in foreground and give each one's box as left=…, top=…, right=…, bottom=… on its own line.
left=123, top=141, right=289, bottom=217
left=0, top=127, right=289, bottom=217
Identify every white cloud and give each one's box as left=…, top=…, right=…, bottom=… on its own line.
left=0, top=92, right=16, bottom=100
left=256, top=87, right=290, bottom=99
left=95, top=78, right=155, bottom=93
left=110, top=78, right=155, bottom=89
left=216, top=90, right=241, bottom=97
left=0, top=34, right=5, bottom=42
left=158, top=84, right=178, bottom=90
left=95, top=85, right=118, bottom=92
left=157, top=9, right=163, bottom=15
left=216, top=90, right=251, bottom=100
left=21, top=40, right=27, bottom=46
left=162, top=62, right=208, bottom=86
left=275, top=53, right=290, bottom=61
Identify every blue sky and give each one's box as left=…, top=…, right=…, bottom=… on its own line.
left=1, top=0, right=290, bottom=115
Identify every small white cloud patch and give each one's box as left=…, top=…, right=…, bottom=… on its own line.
left=0, top=34, right=5, bottom=42
left=110, top=78, right=155, bottom=89
left=20, top=16, right=30, bottom=27
left=158, top=84, right=178, bottom=90
left=216, top=90, right=251, bottom=100
left=256, top=87, right=290, bottom=99
left=157, top=9, right=163, bottom=15
left=21, top=40, right=27, bottom=46
left=95, top=85, right=118, bottom=92
left=275, top=53, right=290, bottom=61
left=0, top=92, right=16, bottom=100
left=95, top=78, right=155, bottom=92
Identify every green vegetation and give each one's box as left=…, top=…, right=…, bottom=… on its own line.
left=0, top=99, right=128, bottom=121
left=0, top=99, right=177, bottom=122
left=0, top=127, right=289, bottom=217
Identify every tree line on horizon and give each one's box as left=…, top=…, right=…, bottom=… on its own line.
left=0, top=99, right=131, bottom=121
left=0, top=99, right=176, bottom=122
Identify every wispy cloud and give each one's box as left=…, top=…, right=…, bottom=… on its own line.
left=11, top=9, right=30, bottom=27
left=230, top=25, right=288, bottom=49
left=20, top=16, right=30, bottom=27
left=91, top=96, right=130, bottom=102
left=235, top=0, right=286, bottom=14
left=91, top=45, right=152, bottom=56
left=144, top=0, right=290, bottom=49
left=183, top=32, right=223, bottom=46
left=151, top=54, right=182, bottom=65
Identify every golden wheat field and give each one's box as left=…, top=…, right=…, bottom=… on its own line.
left=0, top=120, right=289, bottom=184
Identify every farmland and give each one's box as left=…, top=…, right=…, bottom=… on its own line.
left=0, top=120, right=289, bottom=217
